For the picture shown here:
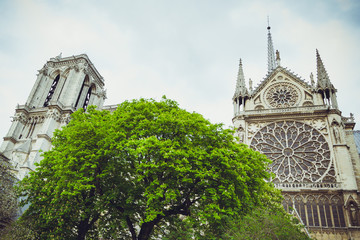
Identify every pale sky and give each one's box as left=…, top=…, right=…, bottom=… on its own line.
left=0, top=0, right=359, bottom=140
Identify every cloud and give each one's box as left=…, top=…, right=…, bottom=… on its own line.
left=0, top=0, right=359, bottom=142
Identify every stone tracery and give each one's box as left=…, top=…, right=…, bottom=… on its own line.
left=265, top=83, right=299, bottom=108
left=250, top=121, right=336, bottom=183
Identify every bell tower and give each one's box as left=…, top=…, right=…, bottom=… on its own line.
left=0, top=54, right=106, bottom=179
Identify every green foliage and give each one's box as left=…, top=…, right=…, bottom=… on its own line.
left=0, top=219, right=36, bottom=240
left=222, top=207, right=312, bottom=240
left=16, top=98, right=281, bottom=240
left=0, top=157, right=18, bottom=234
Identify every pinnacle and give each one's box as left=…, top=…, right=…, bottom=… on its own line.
left=233, top=58, right=249, bottom=99
left=316, top=49, right=333, bottom=90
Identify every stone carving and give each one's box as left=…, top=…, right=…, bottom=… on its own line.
left=61, top=114, right=71, bottom=124
left=69, top=64, right=80, bottom=72
left=319, top=195, right=329, bottom=203
left=250, top=121, right=336, bottom=183
left=12, top=112, right=28, bottom=124
left=38, top=64, right=49, bottom=76
left=265, top=83, right=300, bottom=108
left=46, top=109, right=61, bottom=121
left=333, top=125, right=341, bottom=143
left=310, top=72, right=315, bottom=88
left=98, top=89, right=107, bottom=99
left=237, top=126, right=245, bottom=143
left=348, top=202, right=359, bottom=226
left=249, top=78, right=253, bottom=92
left=55, top=52, right=62, bottom=60
left=247, top=122, right=267, bottom=139
left=331, top=196, right=341, bottom=204
left=304, top=118, right=327, bottom=133
left=283, top=193, right=346, bottom=204
left=331, top=120, right=343, bottom=144
left=28, top=116, right=45, bottom=124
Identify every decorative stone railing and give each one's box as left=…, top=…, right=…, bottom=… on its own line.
left=274, top=182, right=341, bottom=189
left=234, top=105, right=331, bottom=117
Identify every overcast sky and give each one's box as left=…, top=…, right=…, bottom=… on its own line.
left=0, top=0, right=359, bottom=140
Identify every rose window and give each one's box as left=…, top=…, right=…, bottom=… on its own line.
left=250, top=121, right=336, bottom=183
left=265, top=83, right=299, bottom=108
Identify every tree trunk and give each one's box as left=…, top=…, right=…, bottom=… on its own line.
left=77, top=218, right=90, bottom=240
left=137, top=222, right=156, bottom=240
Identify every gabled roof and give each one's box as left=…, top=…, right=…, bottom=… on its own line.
left=251, top=66, right=312, bottom=97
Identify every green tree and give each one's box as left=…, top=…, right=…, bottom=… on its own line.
left=0, top=156, right=18, bottom=234
left=17, top=98, right=281, bottom=240
left=222, top=207, right=312, bottom=240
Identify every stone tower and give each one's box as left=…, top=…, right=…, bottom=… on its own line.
left=0, top=54, right=106, bottom=180
left=232, top=25, right=360, bottom=239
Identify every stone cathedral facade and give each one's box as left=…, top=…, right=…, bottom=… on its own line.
left=0, top=54, right=107, bottom=180
left=1, top=28, right=360, bottom=239
left=232, top=26, right=360, bottom=239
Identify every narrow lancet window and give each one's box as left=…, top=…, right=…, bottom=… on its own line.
left=82, top=86, right=93, bottom=111
left=75, top=82, right=85, bottom=108
left=43, top=74, right=60, bottom=107
left=75, top=75, right=89, bottom=108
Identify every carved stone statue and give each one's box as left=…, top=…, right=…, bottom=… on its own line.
left=276, top=50, right=280, bottom=60
left=350, top=113, right=355, bottom=121
left=310, top=72, right=315, bottom=88
left=349, top=202, right=359, bottom=226
left=237, top=126, right=245, bottom=142
left=333, top=125, right=341, bottom=143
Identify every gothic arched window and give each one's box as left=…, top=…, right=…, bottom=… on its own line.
left=82, top=85, right=93, bottom=111
left=250, top=121, right=336, bottom=183
left=75, top=75, right=89, bottom=108
left=43, top=74, right=60, bottom=107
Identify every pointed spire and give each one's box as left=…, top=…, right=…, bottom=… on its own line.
left=316, top=49, right=333, bottom=89
left=267, top=17, right=276, bottom=73
left=233, top=59, right=249, bottom=99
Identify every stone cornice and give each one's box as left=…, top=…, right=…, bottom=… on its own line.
left=14, top=104, right=75, bottom=123
left=47, top=54, right=104, bottom=88
left=47, top=103, right=75, bottom=114
left=233, top=105, right=341, bottom=122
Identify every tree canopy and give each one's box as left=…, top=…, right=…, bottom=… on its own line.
left=16, top=98, right=282, bottom=240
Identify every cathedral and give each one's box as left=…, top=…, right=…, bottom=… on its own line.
left=232, top=26, right=360, bottom=239
left=1, top=26, right=360, bottom=239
